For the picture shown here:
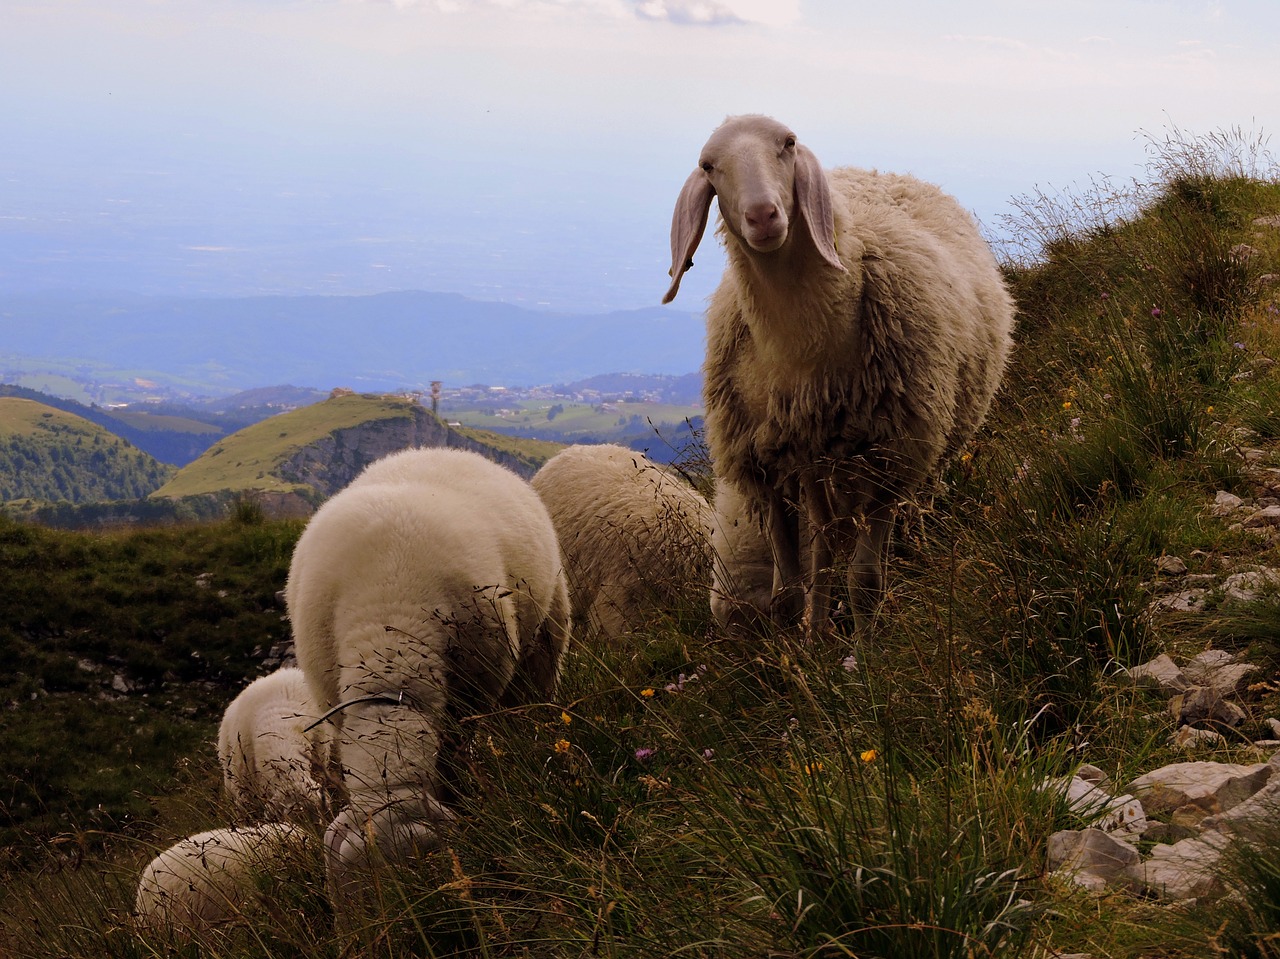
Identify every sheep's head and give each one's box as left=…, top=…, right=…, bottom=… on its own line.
left=663, top=114, right=844, bottom=304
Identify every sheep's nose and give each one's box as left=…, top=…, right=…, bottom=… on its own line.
left=744, top=203, right=780, bottom=229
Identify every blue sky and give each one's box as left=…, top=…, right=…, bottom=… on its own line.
left=2, top=0, right=1277, bottom=312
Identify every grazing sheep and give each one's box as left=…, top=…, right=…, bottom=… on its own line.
left=708, top=478, right=774, bottom=637
left=287, top=447, right=570, bottom=892
left=217, top=667, right=330, bottom=824
left=134, top=822, right=313, bottom=940
left=531, top=443, right=713, bottom=638
left=664, top=114, right=1015, bottom=634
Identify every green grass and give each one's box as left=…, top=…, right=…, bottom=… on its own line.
left=4, top=125, right=1280, bottom=957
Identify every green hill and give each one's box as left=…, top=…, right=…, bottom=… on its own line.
left=151, top=392, right=562, bottom=514
left=0, top=398, right=175, bottom=505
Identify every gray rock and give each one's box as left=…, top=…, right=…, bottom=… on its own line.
left=1184, top=650, right=1260, bottom=696
left=1171, top=725, right=1227, bottom=750
left=1128, top=761, right=1272, bottom=816
left=1202, top=777, right=1280, bottom=842
left=1052, top=776, right=1147, bottom=838
left=1151, top=590, right=1209, bottom=613
left=1169, top=686, right=1247, bottom=729
left=1126, top=833, right=1230, bottom=901
left=1221, top=567, right=1280, bottom=604
left=1244, top=506, right=1280, bottom=529
left=1155, top=555, right=1188, bottom=576
left=1126, top=654, right=1189, bottom=693
left=1213, top=491, right=1246, bottom=516
left=1047, top=828, right=1141, bottom=892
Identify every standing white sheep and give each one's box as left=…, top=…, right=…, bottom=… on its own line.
left=217, top=666, right=330, bottom=824
left=664, top=114, right=1015, bottom=635
left=133, top=822, right=314, bottom=941
left=531, top=443, right=713, bottom=638
left=287, top=447, right=571, bottom=893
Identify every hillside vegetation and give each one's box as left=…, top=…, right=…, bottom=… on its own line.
left=0, top=397, right=174, bottom=504
left=4, top=128, right=1280, bottom=958
left=153, top=392, right=560, bottom=510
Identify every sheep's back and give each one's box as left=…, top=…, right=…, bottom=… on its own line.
left=532, top=443, right=711, bottom=635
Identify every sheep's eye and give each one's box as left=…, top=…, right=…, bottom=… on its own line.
left=784, top=136, right=796, bottom=149
left=700, top=160, right=713, bottom=173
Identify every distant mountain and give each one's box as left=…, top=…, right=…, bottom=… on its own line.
left=0, top=291, right=705, bottom=395
left=0, top=397, right=175, bottom=505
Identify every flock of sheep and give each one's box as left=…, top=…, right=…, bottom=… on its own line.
left=132, top=114, right=1016, bottom=939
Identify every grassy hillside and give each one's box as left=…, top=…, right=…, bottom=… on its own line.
left=0, top=509, right=302, bottom=859
left=449, top=424, right=566, bottom=473
left=448, top=398, right=701, bottom=444
left=151, top=393, right=430, bottom=500
left=0, top=397, right=175, bottom=505
left=4, top=129, right=1280, bottom=957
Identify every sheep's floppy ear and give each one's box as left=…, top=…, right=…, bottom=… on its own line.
left=794, top=144, right=846, bottom=273
left=664, top=169, right=715, bottom=304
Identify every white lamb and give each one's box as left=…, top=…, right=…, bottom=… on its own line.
left=133, top=822, right=313, bottom=940
left=530, top=443, right=713, bottom=638
left=217, top=666, right=330, bottom=824
left=287, top=447, right=571, bottom=892
left=664, top=114, right=1016, bottom=635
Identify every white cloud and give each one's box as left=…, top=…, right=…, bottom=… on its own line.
left=635, top=0, right=744, bottom=24
left=353, top=0, right=797, bottom=24
left=634, top=0, right=797, bottom=25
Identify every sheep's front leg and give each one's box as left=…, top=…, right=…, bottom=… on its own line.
left=765, top=491, right=805, bottom=628
left=800, top=471, right=838, bottom=640
left=847, top=496, right=895, bottom=633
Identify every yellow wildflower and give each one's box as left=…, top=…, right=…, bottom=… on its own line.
left=560, top=711, right=573, bottom=725
left=860, top=749, right=877, bottom=763
left=640, top=688, right=655, bottom=698
left=554, top=739, right=571, bottom=754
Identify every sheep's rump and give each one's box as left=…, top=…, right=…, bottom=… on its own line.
left=531, top=443, right=712, bottom=637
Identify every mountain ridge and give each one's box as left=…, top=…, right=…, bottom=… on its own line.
left=0, top=290, right=705, bottom=397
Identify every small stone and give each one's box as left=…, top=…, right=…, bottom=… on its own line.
left=1126, top=654, right=1189, bottom=693
left=1243, top=506, right=1280, bottom=529
left=1075, top=763, right=1108, bottom=786
left=1172, top=725, right=1226, bottom=749
left=1156, top=556, right=1188, bottom=576
left=1127, top=834, right=1230, bottom=901
left=1143, top=821, right=1200, bottom=844
left=1213, top=490, right=1245, bottom=516
left=1221, top=567, right=1280, bottom=604
left=1169, top=686, right=1247, bottom=728
left=1047, top=828, right=1140, bottom=891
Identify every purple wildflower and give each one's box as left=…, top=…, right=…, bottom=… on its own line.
left=634, top=747, right=656, bottom=761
